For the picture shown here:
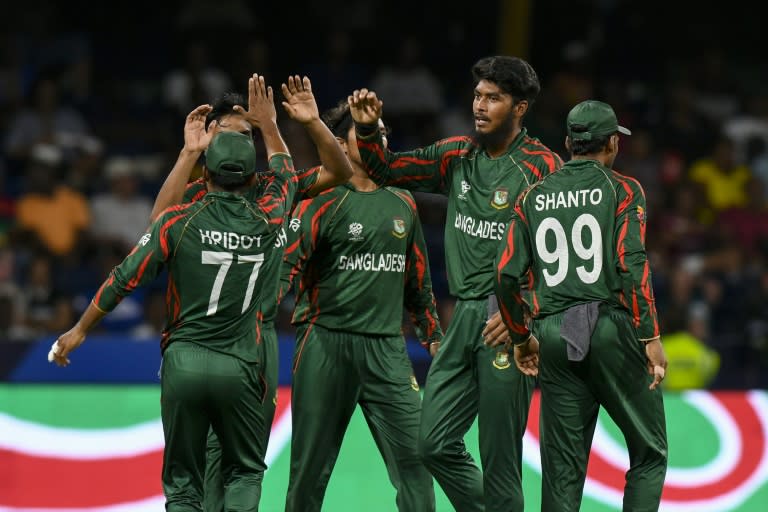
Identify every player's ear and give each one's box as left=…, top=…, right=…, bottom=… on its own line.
left=564, top=136, right=572, bottom=153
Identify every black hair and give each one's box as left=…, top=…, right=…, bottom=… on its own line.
left=208, top=166, right=250, bottom=190
left=206, top=92, right=249, bottom=129
left=321, top=100, right=354, bottom=138
left=569, top=134, right=612, bottom=156
left=471, top=56, right=540, bottom=105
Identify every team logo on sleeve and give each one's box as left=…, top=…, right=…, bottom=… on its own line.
left=348, top=222, right=364, bottom=241
left=492, top=349, right=511, bottom=370
left=491, top=188, right=510, bottom=209
left=636, top=205, right=646, bottom=222
left=138, top=233, right=151, bottom=246
left=391, top=218, right=407, bottom=238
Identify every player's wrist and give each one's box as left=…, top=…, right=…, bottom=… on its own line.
left=513, top=333, right=533, bottom=347
left=640, top=336, right=661, bottom=345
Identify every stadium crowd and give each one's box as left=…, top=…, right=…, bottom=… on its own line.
left=0, top=1, right=765, bottom=389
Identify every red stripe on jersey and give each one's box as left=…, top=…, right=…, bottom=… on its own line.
left=522, top=160, right=543, bottom=180
left=411, top=242, right=426, bottom=288
left=93, top=275, right=115, bottom=309
left=167, top=275, right=181, bottom=324
left=125, top=252, right=155, bottom=293
left=436, top=135, right=472, bottom=146
left=520, top=144, right=563, bottom=174
left=631, top=285, right=641, bottom=328
left=159, top=213, right=188, bottom=259
left=310, top=197, right=338, bottom=248
left=297, top=166, right=321, bottom=194
left=421, top=304, right=438, bottom=340
left=496, top=220, right=517, bottom=277
left=616, top=216, right=629, bottom=271
left=392, top=189, right=417, bottom=211
left=439, top=148, right=469, bottom=181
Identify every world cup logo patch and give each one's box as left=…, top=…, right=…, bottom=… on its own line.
left=392, top=218, right=406, bottom=238
left=491, top=188, right=509, bottom=209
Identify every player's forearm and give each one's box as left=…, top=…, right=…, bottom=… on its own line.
left=259, top=122, right=290, bottom=159
left=74, top=301, right=109, bottom=335
left=150, top=148, right=201, bottom=222
left=495, top=278, right=530, bottom=344
left=304, top=118, right=352, bottom=187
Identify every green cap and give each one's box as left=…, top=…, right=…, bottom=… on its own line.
left=566, top=100, right=631, bottom=141
left=204, top=131, right=257, bottom=177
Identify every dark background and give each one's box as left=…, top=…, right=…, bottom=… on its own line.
left=0, top=1, right=766, bottom=389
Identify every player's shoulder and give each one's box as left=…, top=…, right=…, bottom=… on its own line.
left=610, top=169, right=646, bottom=196
left=519, top=133, right=565, bottom=173
left=383, top=185, right=418, bottom=212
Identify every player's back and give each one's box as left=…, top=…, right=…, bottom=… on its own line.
left=163, top=191, right=280, bottom=362
left=520, top=159, right=627, bottom=317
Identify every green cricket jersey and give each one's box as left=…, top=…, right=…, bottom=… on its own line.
left=279, top=183, right=442, bottom=348
left=356, top=126, right=563, bottom=299
left=94, top=154, right=297, bottom=362
left=494, top=159, right=661, bottom=343
left=183, top=166, right=321, bottom=323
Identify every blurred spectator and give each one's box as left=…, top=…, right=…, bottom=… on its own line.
left=0, top=283, right=34, bottom=342
left=3, top=73, right=101, bottom=172
left=370, top=35, right=443, bottom=147
left=17, top=252, right=74, bottom=336
left=12, top=144, right=91, bottom=257
left=687, top=136, right=754, bottom=223
left=298, top=30, right=370, bottom=111
left=162, top=39, right=232, bottom=118
left=89, top=155, right=153, bottom=252
left=131, top=289, right=167, bottom=340
left=662, top=307, right=720, bottom=392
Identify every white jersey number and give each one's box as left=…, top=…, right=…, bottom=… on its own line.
left=202, top=251, right=265, bottom=315
left=534, top=214, right=602, bottom=287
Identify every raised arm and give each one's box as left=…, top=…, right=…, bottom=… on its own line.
left=236, top=73, right=289, bottom=158
left=349, top=88, right=470, bottom=193
left=150, top=104, right=217, bottom=222
left=282, top=75, right=352, bottom=195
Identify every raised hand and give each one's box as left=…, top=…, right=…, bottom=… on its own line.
left=234, top=73, right=277, bottom=129
left=348, top=88, right=383, bottom=125
left=281, top=75, right=319, bottom=125
left=183, top=104, right=217, bottom=153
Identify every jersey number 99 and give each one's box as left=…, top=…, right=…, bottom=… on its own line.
left=535, top=214, right=603, bottom=287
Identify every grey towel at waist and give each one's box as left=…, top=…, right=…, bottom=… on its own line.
left=560, top=301, right=601, bottom=362
left=487, top=295, right=499, bottom=317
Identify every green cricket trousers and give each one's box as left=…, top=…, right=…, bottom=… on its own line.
left=161, top=341, right=267, bottom=512
left=535, top=306, right=668, bottom=512
left=418, top=298, right=535, bottom=512
left=284, top=323, right=435, bottom=512
left=204, top=325, right=279, bottom=512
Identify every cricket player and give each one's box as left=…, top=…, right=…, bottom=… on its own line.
left=495, top=100, right=668, bottom=511
left=148, top=74, right=353, bottom=512
left=281, top=100, right=442, bottom=512
left=49, top=89, right=299, bottom=512
left=348, top=55, right=563, bottom=511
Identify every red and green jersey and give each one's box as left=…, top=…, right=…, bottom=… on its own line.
left=280, top=184, right=442, bottom=348
left=495, top=159, right=660, bottom=343
left=183, top=166, right=321, bottom=323
left=356, top=127, right=563, bottom=299
left=93, top=154, right=297, bottom=362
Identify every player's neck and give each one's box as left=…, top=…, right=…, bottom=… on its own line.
left=348, top=169, right=378, bottom=192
